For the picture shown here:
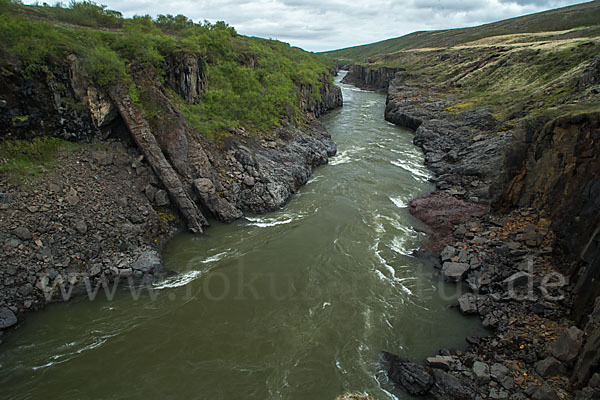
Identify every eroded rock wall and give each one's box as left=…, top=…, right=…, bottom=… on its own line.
left=500, top=113, right=600, bottom=321
left=342, top=65, right=402, bottom=91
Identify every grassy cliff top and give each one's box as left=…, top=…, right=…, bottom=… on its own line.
left=323, top=1, right=600, bottom=65
left=0, top=0, right=335, bottom=137
left=323, top=1, right=600, bottom=129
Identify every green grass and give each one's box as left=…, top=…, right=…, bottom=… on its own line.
left=0, top=137, right=77, bottom=183
left=0, top=1, right=335, bottom=140
left=322, top=1, right=600, bottom=64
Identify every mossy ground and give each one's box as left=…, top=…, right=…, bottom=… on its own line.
left=0, top=137, right=79, bottom=184
left=323, top=1, right=600, bottom=65
left=362, top=29, right=600, bottom=128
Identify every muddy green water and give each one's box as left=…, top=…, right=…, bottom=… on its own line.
left=0, top=74, right=483, bottom=399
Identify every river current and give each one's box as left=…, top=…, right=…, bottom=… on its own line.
left=0, top=73, right=483, bottom=399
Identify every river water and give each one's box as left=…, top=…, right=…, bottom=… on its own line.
left=0, top=74, right=483, bottom=399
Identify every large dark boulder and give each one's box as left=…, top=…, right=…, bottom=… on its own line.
left=382, top=351, right=434, bottom=396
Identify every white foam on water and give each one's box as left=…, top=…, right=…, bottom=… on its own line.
left=199, top=251, right=230, bottom=264
left=32, top=332, right=119, bottom=371
left=390, top=160, right=430, bottom=180
left=388, top=196, right=407, bottom=208
left=371, top=240, right=415, bottom=297
left=153, top=270, right=204, bottom=290
left=307, top=174, right=323, bottom=184
left=244, top=212, right=303, bottom=228
left=349, top=87, right=370, bottom=93
left=388, top=235, right=412, bottom=256
left=378, top=214, right=410, bottom=233
left=372, top=215, right=387, bottom=234
left=330, top=148, right=354, bottom=166
left=389, top=148, right=421, bottom=160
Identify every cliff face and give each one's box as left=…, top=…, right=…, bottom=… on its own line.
left=0, top=52, right=341, bottom=332
left=341, top=65, right=402, bottom=91
left=384, top=77, right=509, bottom=206
left=164, top=53, right=208, bottom=104
left=0, top=59, right=97, bottom=142
left=500, top=113, right=600, bottom=320
left=381, top=67, right=600, bottom=395
left=0, top=54, right=342, bottom=232
left=299, top=75, right=343, bottom=118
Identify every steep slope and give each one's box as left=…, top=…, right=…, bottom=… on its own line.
left=0, top=1, right=341, bottom=334
left=323, top=0, right=600, bottom=65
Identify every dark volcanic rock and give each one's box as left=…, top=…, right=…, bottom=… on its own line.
left=342, top=65, right=403, bottom=91
left=550, top=326, right=584, bottom=363
left=382, top=352, right=434, bottom=396
left=441, top=262, right=470, bottom=282
left=13, top=227, right=32, bottom=241
left=535, top=357, right=567, bottom=377
left=431, top=369, right=473, bottom=400
left=0, top=307, right=17, bottom=329
left=131, top=250, right=162, bottom=274
left=458, top=293, right=478, bottom=314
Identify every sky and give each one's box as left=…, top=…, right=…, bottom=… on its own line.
left=45, top=0, right=591, bottom=51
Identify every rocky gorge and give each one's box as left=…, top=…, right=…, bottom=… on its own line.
left=342, top=45, right=600, bottom=398
left=0, top=45, right=342, bottom=341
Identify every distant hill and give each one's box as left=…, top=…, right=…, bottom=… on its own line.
left=322, top=1, right=600, bottom=64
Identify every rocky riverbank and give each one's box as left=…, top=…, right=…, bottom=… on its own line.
left=0, top=57, right=342, bottom=341
left=364, top=69, right=600, bottom=399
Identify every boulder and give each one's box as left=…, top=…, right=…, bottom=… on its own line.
left=550, top=326, right=584, bottom=363
left=535, top=357, right=566, bottom=377
left=473, top=361, right=491, bottom=383
left=243, top=175, right=255, bottom=186
left=532, top=383, right=559, bottom=400
left=74, top=220, right=88, bottom=234
left=442, top=262, right=470, bottom=282
left=66, top=193, right=80, bottom=206
left=154, top=190, right=170, bottom=207
left=0, top=307, right=17, bottom=329
left=193, top=178, right=216, bottom=195
left=431, top=369, right=472, bottom=400
left=440, top=246, right=456, bottom=262
left=489, top=388, right=509, bottom=400
left=490, top=363, right=510, bottom=381
left=13, top=227, right=32, bottom=241
left=131, top=251, right=162, bottom=274
left=426, top=355, right=454, bottom=371
left=589, top=373, right=600, bottom=388
left=458, top=293, right=478, bottom=314
left=145, top=184, right=158, bottom=202
left=382, top=352, right=434, bottom=396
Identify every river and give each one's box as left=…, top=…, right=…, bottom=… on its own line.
left=0, top=73, right=484, bottom=399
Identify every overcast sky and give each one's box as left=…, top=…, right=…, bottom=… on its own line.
left=52, top=0, right=592, bottom=51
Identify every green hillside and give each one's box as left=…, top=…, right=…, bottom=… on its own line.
left=0, top=0, right=334, bottom=138
left=323, top=1, right=600, bottom=65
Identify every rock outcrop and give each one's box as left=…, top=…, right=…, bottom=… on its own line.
left=385, top=75, right=510, bottom=206
left=0, top=53, right=341, bottom=340
left=108, top=85, right=208, bottom=233
left=499, top=113, right=600, bottom=321
left=164, top=52, right=208, bottom=104
left=0, top=61, right=97, bottom=142
left=368, top=53, right=600, bottom=398
left=299, top=75, right=343, bottom=118
left=342, top=65, right=403, bottom=91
